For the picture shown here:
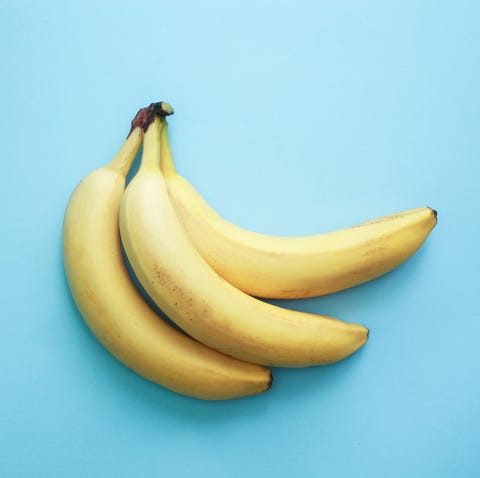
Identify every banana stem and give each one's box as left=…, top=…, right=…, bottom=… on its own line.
left=107, top=127, right=143, bottom=176
left=159, top=119, right=177, bottom=176
left=108, top=101, right=174, bottom=176
left=140, top=116, right=163, bottom=170
left=129, top=102, right=174, bottom=135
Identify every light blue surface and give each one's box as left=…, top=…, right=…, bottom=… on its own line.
left=1, top=1, right=479, bottom=477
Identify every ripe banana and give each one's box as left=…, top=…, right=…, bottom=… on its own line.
left=159, top=121, right=437, bottom=299
left=62, top=103, right=272, bottom=400
left=120, top=115, right=369, bottom=367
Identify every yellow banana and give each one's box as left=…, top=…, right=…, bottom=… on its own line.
left=159, top=121, right=437, bottom=299
left=120, top=115, right=369, bottom=367
left=62, top=103, right=272, bottom=400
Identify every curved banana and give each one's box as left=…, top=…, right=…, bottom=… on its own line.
left=62, top=104, right=272, bottom=400
left=120, top=115, right=369, bottom=367
left=159, top=121, right=437, bottom=299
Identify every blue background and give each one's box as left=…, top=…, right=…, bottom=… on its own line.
left=2, top=1, right=479, bottom=476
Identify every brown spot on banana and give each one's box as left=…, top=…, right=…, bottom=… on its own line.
left=364, top=246, right=386, bottom=257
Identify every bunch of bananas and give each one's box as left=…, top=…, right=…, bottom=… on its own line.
left=63, top=102, right=437, bottom=400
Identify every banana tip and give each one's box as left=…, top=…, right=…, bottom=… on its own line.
left=265, top=370, right=273, bottom=392
left=427, top=206, right=438, bottom=221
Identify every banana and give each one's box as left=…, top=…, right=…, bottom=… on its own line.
left=62, top=103, right=272, bottom=400
left=159, top=121, right=437, bottom=299
left=120, top=114, right=369, bottom=367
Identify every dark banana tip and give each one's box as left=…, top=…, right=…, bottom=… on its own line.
left=266, top=370, right=274, bottom=391
left=128, top=102, right=174, bottom=136
left=427, top=206, right=438, bottom=222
